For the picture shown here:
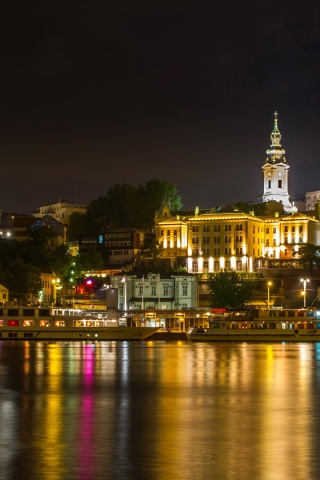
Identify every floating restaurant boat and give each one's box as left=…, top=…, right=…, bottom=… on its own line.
left=186, top=308, right=320, bottom=342
left=0, top=306, right=159, bottom=341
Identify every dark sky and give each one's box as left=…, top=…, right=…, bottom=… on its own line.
left=1, top=1, right=320, bottom=213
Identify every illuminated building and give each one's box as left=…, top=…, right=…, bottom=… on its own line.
left=154, top=113, right=320, bottom=276
left=107, top=272, right=198, bottom=310
left=33, top=199, right=87, bottom=225
left=262, top=111, right=295, bottom=213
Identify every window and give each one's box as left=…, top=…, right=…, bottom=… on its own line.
left=192, top=226, right=199, bottom=232
left=253, top=226, right=255, bottom=233
left=203, top=261, right=209, bottom=270
left=225, top=261, right=231, bottom=270
left=203, top=237, right=210, bottom=244
left=284, top=226, right=288, bottom=232
left=268, top=180, right=271, bottom=188
left=236, top=247, right=243, bottom=255
left=273, top=228, right=276, bottom=234
left=224, top=248, right=231, bottom=255
left=192, top=262, right=198, bottom=273
left=192, top=237, right=199, bottom=244
left=163, top=285, right=170, bottom=295
left=273, top=239, right=276, bottom=246
left=236, top=261, right=242, bottom=270
left=160, top=229, right=163, bottom=237
left=174, top=230, right=177, bottom=236
left=224, top=236, right=231, bottom=243
left=214, top=225, right=220, bottom=232
left=225, top=225, right=231, bottom=231
left=151, top=286, right=156, bottom=295
left=278, top=180, right=282, bottom=188
left=266, top=228, right=269, bottom=234
left=292, top=226, right=295, bottom=233
left=203, top=248, right=210, bottom=255
left=8, top=320, right=19, bottom=327
left=266, top=239, right=269, bottom=246
left=214, top=237, right=220, bottom=244
left=203, top=225, right=210, bottom=232
left=236, top=224, right=243, bottom=231
left=182, top=284, right=188, bottom=296
left=167, top=230, right=170, bottom=236
left=139, top=286, right=144, bottom=295
left=214, top=248, right=220, bottom=255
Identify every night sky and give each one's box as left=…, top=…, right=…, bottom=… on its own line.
left=1, top=1, right=320, bottom=214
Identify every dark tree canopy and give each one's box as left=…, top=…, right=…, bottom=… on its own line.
left=208, top=270, right=255, bottom=309
left=77, top=179, right=183, bottom=234
left=293, top=244, right=320, bottom=276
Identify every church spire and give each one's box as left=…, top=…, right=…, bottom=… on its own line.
left=262, top=112, right=294, bottom=212
left=266, top=111, right=286, bottom=164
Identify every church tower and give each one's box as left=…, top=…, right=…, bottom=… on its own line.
left=262, top=112, right=295, bottom=212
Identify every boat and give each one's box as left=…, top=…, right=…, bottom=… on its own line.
left=0, top=306, right=159, bottom=341
left=186, top=308, right=320, bottom=342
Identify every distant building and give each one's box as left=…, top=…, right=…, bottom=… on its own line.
left=306, top=191, right=320, bottom=211
left=0, top=284, right=9, bottom=305
left=78, top=228, right=155, bottom=267
left=0, top=213, right=66, bottom=243
left=34, top=200, right=87, bottom=225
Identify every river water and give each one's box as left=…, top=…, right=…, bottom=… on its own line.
left=1, top=340, right=320, bottom=480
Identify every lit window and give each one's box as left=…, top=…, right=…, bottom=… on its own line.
left=54, top=320, right=65, bottom=327
left=23, top=320, right=34, bottom=327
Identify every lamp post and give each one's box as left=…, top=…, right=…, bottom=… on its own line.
left=267, top=281, right=272, bottom=310
left=301, top=278, right=309, bottom=308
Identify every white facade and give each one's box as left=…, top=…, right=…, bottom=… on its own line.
left=107, top=273, right=198, bottom=310
left=306, top=191, right=320, bottom=211
left=262, top=112, right=295, bottom=213
left=34, top=200, right=87, bottom=224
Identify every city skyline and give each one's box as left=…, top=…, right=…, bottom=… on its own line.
left=1, top=2, right=320, bottom=213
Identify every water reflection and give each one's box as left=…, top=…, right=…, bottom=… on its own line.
left=0, top=341, right=320, bottom=479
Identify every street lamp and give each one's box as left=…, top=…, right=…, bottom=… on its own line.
left=301, top=278, right=309, bottom=308
left=267, top=281, right=272, bottom=310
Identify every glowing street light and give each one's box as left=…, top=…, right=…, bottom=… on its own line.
left=267, top=281, right=272, bottom=310
left=301, top=278, right=309, bottom=308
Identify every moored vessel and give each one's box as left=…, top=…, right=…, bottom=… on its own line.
left=0, top=306, right=159, bottom=341
left=186, top=308, right=320, bottom=342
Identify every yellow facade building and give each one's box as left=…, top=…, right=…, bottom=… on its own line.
left=155, top=205, right=320, bottom=275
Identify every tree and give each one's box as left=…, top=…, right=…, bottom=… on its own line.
left=76, top=251, right=104, bottom=272
left=293, top=244, right=320, bottom=276
left=141, top=240, right=163, bottom=259
left=208, top=270, right=255, bottom=309
left=83, top=179, right=183, bottom=232
left=2, top=259, right=42, bottom=304
left=67, top=212, right=94, bottom=241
